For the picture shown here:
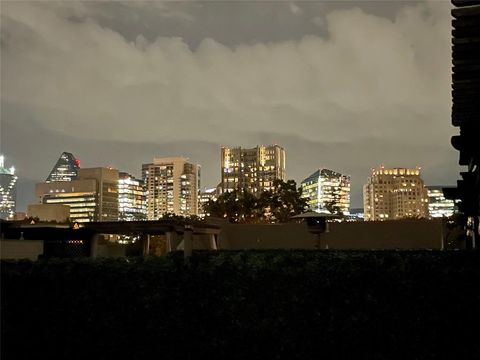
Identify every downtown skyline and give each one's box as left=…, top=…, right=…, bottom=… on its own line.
left=0, top=1, right=460, bottom=211
left=1, top=146, right=453, bottom=215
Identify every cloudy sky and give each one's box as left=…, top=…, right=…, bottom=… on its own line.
left=1, top=0, right=459, bottom=211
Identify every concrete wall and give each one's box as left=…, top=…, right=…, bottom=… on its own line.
left=219, top=223, right=317, bottom=250
left=218, top=219, right=445, bottom=250
left=175, top=233, right=219, bottom=251
left=96, top=243, right=127, bottom=258
left=324, top=219, right=444, bottom=250
left=1, top=239, right=44, bottom=260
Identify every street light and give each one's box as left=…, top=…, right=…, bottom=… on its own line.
left=291, top=211, right=341, bottom=249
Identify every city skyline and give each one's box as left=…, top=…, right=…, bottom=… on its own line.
left=1, top=1, right=460, bottom=211
left=1, top=147, right=457, bottom=214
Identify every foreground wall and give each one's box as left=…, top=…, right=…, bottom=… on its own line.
left=0, top=239, right=44, bottom=260
left=324, top=219, right=444, bottom=249
left=218, top=223, right=317, bottom=249
left=219, top=219, right=445, bottom=250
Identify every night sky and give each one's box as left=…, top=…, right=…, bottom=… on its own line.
left=0, top=1, right=459, bottom=212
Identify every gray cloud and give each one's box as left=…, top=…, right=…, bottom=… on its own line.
left=1, top=1, right=459, bottom=211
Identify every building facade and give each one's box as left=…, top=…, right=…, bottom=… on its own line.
left=35, top=167, right=119, bottom=222
left=363, top=166, right=429, bottom=221
left=0, top=155, right=17, bottom=220
left=300, top=168, right=351, bottom=215
left=46, top=152, right=80, bottom=182
left=221, top=145, right=286, bottom=195
left=198, top=186, right=221, bottom=218
left=142, top=157, right=200, bottom=219
left=427, top=186, right=457, bottom=218
left=118, top=172, right=147, bottom=221
left=27, top=203, right=70, bottom=223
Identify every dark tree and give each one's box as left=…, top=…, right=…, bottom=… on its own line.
left=445, top=213, right=467, bottom=249
left=205, top=180, right=308, bottom=223
left=266, top=179, right=309, bottom=223
left=323, top=200, right=344, bottom=216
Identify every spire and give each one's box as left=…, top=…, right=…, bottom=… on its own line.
left=46, top=152, right=80, bottom=182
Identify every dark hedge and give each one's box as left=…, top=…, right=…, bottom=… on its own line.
left=2, top=250, right=480, bottom=359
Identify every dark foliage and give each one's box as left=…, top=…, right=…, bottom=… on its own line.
left=204, top=179, right=308, bottom=223
left=2, top=250, right=480, bottom=359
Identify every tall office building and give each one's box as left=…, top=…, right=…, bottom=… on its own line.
left=0, top=155, right=17, bottom=220
left=300, top=168, right=351, bottom=215
left=46, top=152, right=80, bottom=182
left=142, top=157, right=200, bottom=219
left=427, top=186, right=457, bottom=218
left=36, top=167, right=119, bottom=222
left=221, top=145, right=286, bottom=195
left=118, top=172, right=146, bottom=221
left=363, top=166, right=429, bottom=221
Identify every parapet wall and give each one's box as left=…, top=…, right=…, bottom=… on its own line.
left=218, top=219, right=445, bottom=250
left=324, top=219, right=444, bottom=250
left=0, top=239, right=44, bottom=260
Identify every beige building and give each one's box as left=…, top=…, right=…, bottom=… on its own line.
left=221, top=145, right=286, bottom=195
left=142, top=157, right=200, bottom=219
left=35, top=167, right=119, bottom=222
left=27, top=203, right=70, bottom=223
left=363, top=166, right=429, bottom=221
left=13, top=212, right=26, bottom=221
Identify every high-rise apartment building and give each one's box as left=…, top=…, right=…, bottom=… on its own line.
left=142, top=157, right=200, bottom=219
left=36, top=167, right=119, bottom=222
left=301, top=168, right=351, bottom=215
left=363, top=166, right=429, bottom=221
left=198, top=186, right=221, bottom=218
left=221, top=145, right=286, bottom=195
left=118, top=172, right=146, bottom=221
left=427, top=186, right=457, bottom=218
left=46, top=152, right=80, bottom=182
left=0, top=155, right=17, bottom=220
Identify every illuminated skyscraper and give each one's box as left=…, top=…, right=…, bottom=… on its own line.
left=198, top=186, right=220, bottom=218
left=221, top=145, right=286, bottom=195
left=427, top=186, right=457, bottom=218
left=0, top=155, right=17, bottom=220
left=36, top=167, right=119, bottom=222
left=46, top=152, right=80, bottom=182
left=142, top=157, right=200, bottom=219
left=118, top=172, right=146, bottom=221
left=363, top=166, right=429, bottom=221
left=300, top=168, right=351, bottom=215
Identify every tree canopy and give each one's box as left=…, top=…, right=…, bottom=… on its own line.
left=203, top=179, right=308, bottom=223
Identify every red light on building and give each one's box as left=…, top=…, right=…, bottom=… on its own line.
left=75, top=159, right=80, bottom=167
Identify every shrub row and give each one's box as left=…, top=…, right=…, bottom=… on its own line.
left=2, top=250, right=480, bottom=359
